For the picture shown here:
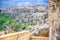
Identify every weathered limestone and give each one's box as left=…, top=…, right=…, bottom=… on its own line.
left=49, top=0, right=60, bottom=40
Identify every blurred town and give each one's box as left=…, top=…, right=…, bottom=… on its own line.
left=0, top=5, right=49, bottom=37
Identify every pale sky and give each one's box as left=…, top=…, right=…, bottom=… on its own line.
left=0, top=0, right=48, bottom=8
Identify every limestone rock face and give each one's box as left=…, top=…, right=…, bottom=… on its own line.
left=49, top=0, right=60, bottom=40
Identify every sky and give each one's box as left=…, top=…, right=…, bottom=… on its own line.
left=0, top=0, right=48, bottom=8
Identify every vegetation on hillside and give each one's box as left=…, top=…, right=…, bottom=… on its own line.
left=0, top=10, right=27, bottom=32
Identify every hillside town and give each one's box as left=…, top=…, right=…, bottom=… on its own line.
left=0, top=5, right=48, bottom=26
left=0, top=5, right=49, bottom=36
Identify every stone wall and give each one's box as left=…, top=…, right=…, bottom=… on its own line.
left=0, top=31, right=30, bottom=40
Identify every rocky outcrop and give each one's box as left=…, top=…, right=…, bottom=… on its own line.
left=49, top=0, right=60, bottom=40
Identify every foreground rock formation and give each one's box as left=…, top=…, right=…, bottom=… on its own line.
left=49, top=0, right=60, bottom=40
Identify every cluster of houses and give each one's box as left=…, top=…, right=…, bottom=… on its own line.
left=0, top=5, right=49, bottom=31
